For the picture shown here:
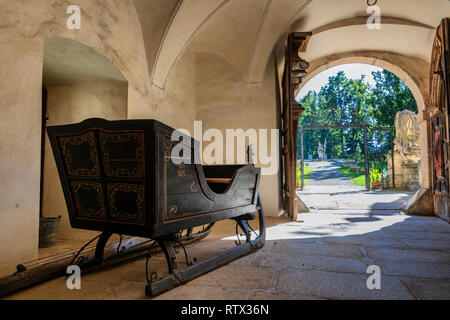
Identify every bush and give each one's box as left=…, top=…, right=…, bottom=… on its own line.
left=370, top=169, right=381, bottom=183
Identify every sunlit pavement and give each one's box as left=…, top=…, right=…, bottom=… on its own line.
left=5, top=211, right=450, bottom=300
left=304, top=161, right=355, bottom=186
left=298, top=186, right=413, bottom=211
left=299, top=161, right=413, bottom=211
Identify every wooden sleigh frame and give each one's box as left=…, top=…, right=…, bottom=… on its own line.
left=46, top=118, right=266, bottom=297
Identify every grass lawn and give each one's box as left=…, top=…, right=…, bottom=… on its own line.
left=297, top=165, right=313, bottom=188
left=337, top=167, right=366, bottom=187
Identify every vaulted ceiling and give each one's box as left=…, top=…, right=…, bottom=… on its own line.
left=134, top=0, right=450, bottom=89
left=43, top=37, right=127, bottom=86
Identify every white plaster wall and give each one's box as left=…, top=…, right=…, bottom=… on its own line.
left=0, top=38, right=43, bottom=276
left=194, top=52, right=282, bottom=217
left=130, top=49, right=197, bottom=134
left=0, top=0, right=197, bottom=277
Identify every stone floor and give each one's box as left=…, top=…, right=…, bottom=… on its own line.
left=299, top=186, right=413, bottom=211
left=5, top=210, right=450, bottom=300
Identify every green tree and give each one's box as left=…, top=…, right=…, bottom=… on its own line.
left=369, top=70, right=417, bottom=127
left=297, top=68, right=417, bottom=161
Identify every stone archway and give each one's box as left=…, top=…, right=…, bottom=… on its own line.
left=298, top=54, right=427, bottom=111
left=296, top=54, right=430, bottom=189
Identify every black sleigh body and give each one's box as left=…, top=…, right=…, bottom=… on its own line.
left=46, top=118, right=265, bottom=296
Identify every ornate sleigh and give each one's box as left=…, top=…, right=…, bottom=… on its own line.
left=46, top=118, right=265, bottom=297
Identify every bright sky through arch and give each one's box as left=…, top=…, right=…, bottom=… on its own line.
left=297, top=63, right=384, bottom=100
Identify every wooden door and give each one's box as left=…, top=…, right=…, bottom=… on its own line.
left=428, top=18, right=450, bottom=221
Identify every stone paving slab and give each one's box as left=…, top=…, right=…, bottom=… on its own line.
left=4, top=275, right=121, bottom=300
left=400, top=278, right=450, bottom=300
left=381, top=230, right=450, bottom=241
left=258, top=252, right=369, bottom=274
left=381, top=224, right=450, bottom=234
left=366, top=247, right=450, bottom=263
left=155, top=285, right=254, bottom=300
left=276, top=269, right=414, bottom=300
left=402, top=239, right=450, bottom=251
left=249, top=290, right=326, bottom=300
left=269, top=241, right=365, bottom=259
left=373, top=259, right=450, bottom=279
left=321, top=236, right=407, bottom=249
left=185, top=264, right=277, bottom=290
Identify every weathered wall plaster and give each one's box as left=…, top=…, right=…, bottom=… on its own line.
left=194, top=52, right=282, bottom=217
left=0, top=0, right=196, bottom=277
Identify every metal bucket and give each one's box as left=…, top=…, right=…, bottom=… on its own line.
left=39, top=216, right=61, bottom=248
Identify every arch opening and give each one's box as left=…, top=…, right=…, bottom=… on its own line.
left=40, top=37, right=129, bottom=244
left=297, top=58, right=425, bottom=112
left=295, top=61, right=428, bottom=192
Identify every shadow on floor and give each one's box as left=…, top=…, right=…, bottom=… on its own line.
left=5, top=212, right=450, bottom=300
